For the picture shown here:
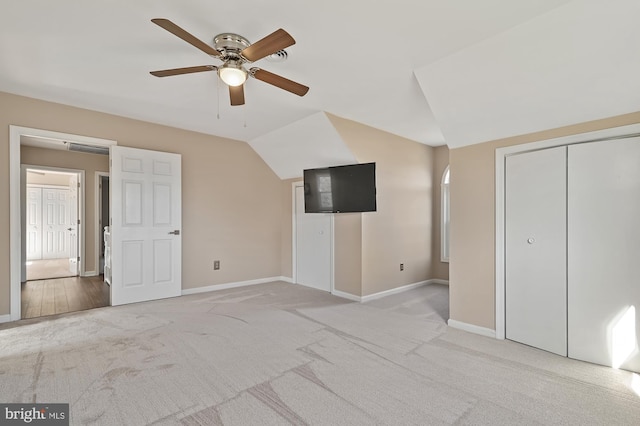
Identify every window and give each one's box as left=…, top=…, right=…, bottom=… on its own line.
left=441, top=166, right=450, bottom=262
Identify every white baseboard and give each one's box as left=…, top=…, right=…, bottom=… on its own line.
left=331, top=290, right=362, bottom=302
left=361, top=279, right=450, bottom=303
left=447, top=319, right=496, bottom=338
left=82, top=270, right=98, bottom=277
left=0, top=314, right=11, bottom=324
left=181, top=276, right=291, bottom=296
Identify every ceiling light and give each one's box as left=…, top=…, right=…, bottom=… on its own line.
left=218, top=63, right=247, bottom=87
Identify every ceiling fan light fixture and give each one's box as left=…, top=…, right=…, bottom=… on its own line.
left=218, top=63, right=247, bottom=87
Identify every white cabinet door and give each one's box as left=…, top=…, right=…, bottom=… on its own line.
left=568, top=137, right=640, bottom=372
left=110, top=146, right=182, bottom=306
left=295, top=185, right=332, bottom=292
left=505, top=146, right=567, bottom=356
left=26, top=187, right=42, bottom=261
left=42, top=188, right=70, bottom=260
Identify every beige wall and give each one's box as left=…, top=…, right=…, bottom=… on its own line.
left=449, top=111, right=640, bottom=330
left=27, top=171, right=72, bottom=186
left=431, top=145, right=450, bottom=281
left=333, top=213, right=363, bottom=296
left=328, top=114, right=435, bottom=296
left=22, top=146, right=109, bottom=274
left=280, top=178, right=298, bottom=278
left=0, top=91, right=283, bottom=315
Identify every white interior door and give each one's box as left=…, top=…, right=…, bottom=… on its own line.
left=295, top=185, right=332, bottom=292
left=26, top=186, right=42, bottom=261
left=42, top=188, right=71, bottom=260
left=68, top=174, right=79, bottom=275
left=568, top=137, right=640, bottom=372
left=110, top=146, right=182, bottom=306
left=505, top=146, right=567, bottom=356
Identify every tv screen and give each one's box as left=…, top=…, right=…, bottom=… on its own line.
left=303, top=162, right=377, bottom=213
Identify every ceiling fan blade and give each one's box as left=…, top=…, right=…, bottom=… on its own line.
left=241, top=29, right=295, bottom=62
left=251, top=68, right=309, bottom=96
left=229, top=85, right=245, bottom=106
left=150, top=65, right=217, bottom=77
left=151, top=18, right=221, bottom=57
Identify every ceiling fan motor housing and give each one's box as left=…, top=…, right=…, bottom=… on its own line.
left=213, top=33, right=251, bottom=60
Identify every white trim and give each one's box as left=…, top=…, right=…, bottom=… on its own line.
left=448, top=319, right=496, bottom=338
left=26, top=183, right=69, bottom=189
left=83, top=271, right=98, bottom=277
left=361, top=279, right=445, bottom=303
left=495, top=122, right=640, bottom=341
left=9, top=125, right=116, bottom=322
left=333, top=279, right=449, bottom=303
left=331, top=290, right=361, bottom=302
left=0, top=314, right=11, bottom=324
left=181, top=276, right=290, bottom=296
left=441, top=166, right=450, bottom=262
left=95, top=171, right=110, bottom=276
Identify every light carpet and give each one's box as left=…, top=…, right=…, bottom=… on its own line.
left=0, top=281, right=639, bottom=425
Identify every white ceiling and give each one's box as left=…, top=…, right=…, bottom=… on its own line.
left=1, top=0, right=637, bottom=169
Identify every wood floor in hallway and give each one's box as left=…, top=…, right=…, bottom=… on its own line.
left=21, top=276, right=110, bottom=319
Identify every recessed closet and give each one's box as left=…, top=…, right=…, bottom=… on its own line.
left=505, top=136, right=640, bottom=373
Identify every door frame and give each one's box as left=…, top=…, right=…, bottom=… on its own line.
left=95, top=171, right=110, bottom=275
left=23, top=167, right=84, bottom=275
left=495, top=123, right=640, bottom=340
left=9, top=125, right=116, bottom=321
left=291, top=181, right=335, bottom=293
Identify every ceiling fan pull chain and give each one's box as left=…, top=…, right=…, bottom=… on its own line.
left=216, top=77, right=221, bottom=119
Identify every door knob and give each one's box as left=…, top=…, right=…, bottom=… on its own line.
left=67, top=228, right=73, bottom=231
left=527, top=237, right=536, bottom=244
left=168, top=230, right=180, bottom=235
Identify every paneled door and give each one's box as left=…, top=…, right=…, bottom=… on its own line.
left=41, top=188, right=71, bottom=260
left=505, top=146, right=567, bottom=356
left=26, top=187, right=42, bottom=261
left=568, top=137, right=640, bottom=372
left=110, top=146, right=182, bottom=306
left=295, top=185, right=332, bottom=292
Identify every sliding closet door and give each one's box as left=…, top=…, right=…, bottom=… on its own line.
left=505, top=146, right=567, bottom=356
left=568, top=137, right=640, bottom=372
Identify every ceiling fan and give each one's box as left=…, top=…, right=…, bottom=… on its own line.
left=149, top=19, right=309, bottom=106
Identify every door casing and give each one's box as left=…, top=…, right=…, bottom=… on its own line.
left=9, top=125, right=116, bottom=321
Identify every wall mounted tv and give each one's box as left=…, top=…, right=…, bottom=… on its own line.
left=303, top=162, right=377, bottom=213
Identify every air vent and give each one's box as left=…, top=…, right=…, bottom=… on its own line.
left=266, top=49, right=288, bottom=62
left=66, top=142, right=110, bottom=155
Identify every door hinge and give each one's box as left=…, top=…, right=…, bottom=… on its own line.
left=77, top=182, right=80, bottom=188
left=77, top=256, right=80, bottom=261
left=78, top=219, right=81, bottom=225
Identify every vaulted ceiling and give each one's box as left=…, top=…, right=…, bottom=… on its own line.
left=2, top=1, right=639, bottom=174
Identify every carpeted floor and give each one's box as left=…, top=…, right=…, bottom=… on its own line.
left=0, top=281, right=639, bottom=425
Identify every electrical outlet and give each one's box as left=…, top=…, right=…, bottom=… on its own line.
left=214, top=260, right=220, bottom=270
left=400, top=263, right=404, bottom=271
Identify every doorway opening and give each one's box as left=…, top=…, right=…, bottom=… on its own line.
left=24, top=166, right=81, bottom=281
left=9, top=126, right=116, bottom=321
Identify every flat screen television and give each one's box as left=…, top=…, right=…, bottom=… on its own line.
left=303, top=162, right=377, bottom=213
